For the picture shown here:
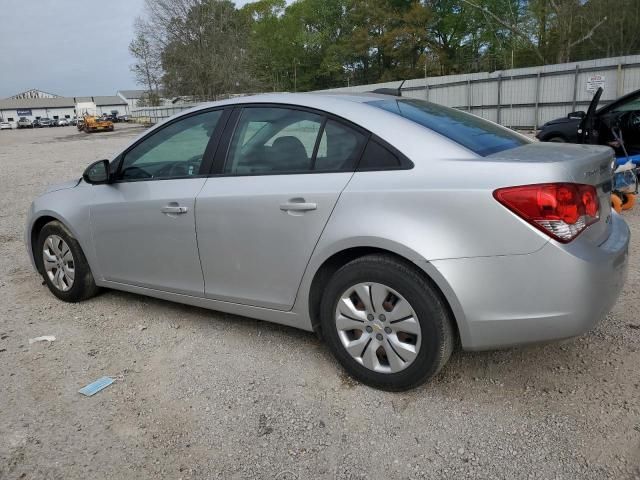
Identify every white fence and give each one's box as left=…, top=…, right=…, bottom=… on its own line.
left=129, top=104, right=199, bottom=125
left=130, top=55, right=640, bottom=129
left=321, top=55, right=640, bottom=129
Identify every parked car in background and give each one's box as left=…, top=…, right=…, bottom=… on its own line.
left=537, top=87, right=640, bottom=146
left=117, top=115, right=129, bottom=123
left=0, top=121, right=12, bottom=130
left=70, top=117, right=78, bottom=126
left=17, top=117, right=33, bottom=128
left=34, top=118, right=53, bottom=128
left=25, top=93, right=629, bottom=391
left=56, top=118, right=70, bottom=127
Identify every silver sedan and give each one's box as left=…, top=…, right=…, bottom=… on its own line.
left=25, top=93, right=629, bottom=390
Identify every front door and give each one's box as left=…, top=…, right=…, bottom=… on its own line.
left=89, top=109, right=226, bottom=295
left=196, top=106, right=368, bottom=310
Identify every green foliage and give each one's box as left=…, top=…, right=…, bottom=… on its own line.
left=137, top=0, right=640, bottom=95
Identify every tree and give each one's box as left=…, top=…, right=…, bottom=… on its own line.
left=145, top=0, right=257, bottom=99
left=129, top=18, right=163, bottom=106
left=130, top=0, right=639, bottom=95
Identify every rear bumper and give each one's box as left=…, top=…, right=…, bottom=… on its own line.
left=432, top=213, right=629, bottom=350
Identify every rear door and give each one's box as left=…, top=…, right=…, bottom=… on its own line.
left=195, top=106, right=368, bottom=310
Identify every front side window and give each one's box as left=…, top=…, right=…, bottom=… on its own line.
left=368, top=98, right=529, bottom=156
left=119, top=109, right=223, bottom=180
left=225, top=107, right=323, bottom=174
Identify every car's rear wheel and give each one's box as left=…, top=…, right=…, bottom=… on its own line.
left=37, top=221, right=99, bottom=302
left=548, top=136, right=566, bottom=143
left=320, top=254, right=455, bottom=391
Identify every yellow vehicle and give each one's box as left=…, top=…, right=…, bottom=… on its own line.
left=82, top=114, right=114, bottom=133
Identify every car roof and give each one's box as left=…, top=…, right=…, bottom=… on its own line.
left=194, top=92, right=393, bottom=110
left=133, top=92, right=479, bottom=163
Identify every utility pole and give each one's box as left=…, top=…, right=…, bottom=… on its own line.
left=424, top=59, right=428, bottom=100
left=293, top=58, right=299, bottom=92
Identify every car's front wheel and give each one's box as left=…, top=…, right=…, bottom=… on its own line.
left=320, top=254, right=455, bottom=391
left=37, top=221, right=99, bottom=302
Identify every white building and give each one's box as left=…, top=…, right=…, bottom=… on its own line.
left=0, top=91, right=128, bottom=126
left=8, top=88, right=59, bottom=100
left=74, top=96, right=130, bottom=117
left=0, top=97, right=76, bottom=124
left=117, top=89, right=175, bottom=109
left=117, top=89, right=147, bottom=110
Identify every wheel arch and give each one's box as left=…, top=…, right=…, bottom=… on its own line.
left=540, top=131, right=568, bottom=142
left=29, top=213, right=86, bottom=275
left=306, top=244, right=468, bottom=346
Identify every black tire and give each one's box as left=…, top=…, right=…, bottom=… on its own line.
left=548, top=136, right=566, bottom=143
left=320, top=254, right=455, bottom=391
left=37, top=221, right=99, bottom=302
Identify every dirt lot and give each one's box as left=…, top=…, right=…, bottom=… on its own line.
left=0, top=124, right=639, bottom=480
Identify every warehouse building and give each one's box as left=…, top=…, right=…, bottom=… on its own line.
left=0, top=89, right=129, bottom=126
left=117, top=89, right=146, bottom=110
left=117, top=89, right=174, bottom=109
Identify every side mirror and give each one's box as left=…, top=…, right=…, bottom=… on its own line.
left=83, top=159, right=111, bottom=185
left=568, top=111, right=586, bottom=120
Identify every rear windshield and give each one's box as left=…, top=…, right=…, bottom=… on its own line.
left=367, top=98, right=529, bottom=156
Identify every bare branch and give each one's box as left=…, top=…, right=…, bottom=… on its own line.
left=569, top=16, right=608, bottom=49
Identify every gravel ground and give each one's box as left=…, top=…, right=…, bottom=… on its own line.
left=0, top=125, right=639, bottom=480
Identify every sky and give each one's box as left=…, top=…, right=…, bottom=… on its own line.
left=0, top=0, right=254, bottom=98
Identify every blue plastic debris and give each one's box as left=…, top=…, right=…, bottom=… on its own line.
left=78, top=377, right=114, bottom=396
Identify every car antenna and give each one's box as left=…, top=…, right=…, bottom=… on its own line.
left=371, top=79, right=406, bottom=97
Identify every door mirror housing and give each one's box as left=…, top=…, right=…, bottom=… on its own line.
left=83, top=159, right=111, bottom=185
left=568, top=111, right=586, bottom=120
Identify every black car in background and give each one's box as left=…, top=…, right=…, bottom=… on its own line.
left=535, top=113, right=584, bottom=143
left=537, top=87, right=640, bottom=153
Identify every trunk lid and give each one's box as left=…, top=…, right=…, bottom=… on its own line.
left=489, top=142, right=615, bottom=245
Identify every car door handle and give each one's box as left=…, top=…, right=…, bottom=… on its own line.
left=161, top=205, right=188, bottom=214
left=279, top=201, right=317, bottom=212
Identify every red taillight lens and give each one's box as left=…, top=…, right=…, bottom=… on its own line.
left=493, top=183, right=600, bottom=243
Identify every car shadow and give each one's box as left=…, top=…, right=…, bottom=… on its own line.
left=95, top=288, right=596, bottom=391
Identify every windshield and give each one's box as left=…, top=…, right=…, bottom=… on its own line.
left=367, top=98, right=529, bottom=156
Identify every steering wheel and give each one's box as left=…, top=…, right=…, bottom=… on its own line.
left=626, top=111, right=640, bottom=129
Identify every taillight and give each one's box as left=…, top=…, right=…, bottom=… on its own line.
left=493, top=183, right=600, bottom=243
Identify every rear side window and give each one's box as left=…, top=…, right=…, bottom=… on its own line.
left=314, top=120, right=367, bottom=171
left=358, top=140, right=402, bottom=170
left=225, top=107, right=323, bottom=174
left=368, top=98, right=528, bottom=156
left=224, top=107, right=367, bottom=174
